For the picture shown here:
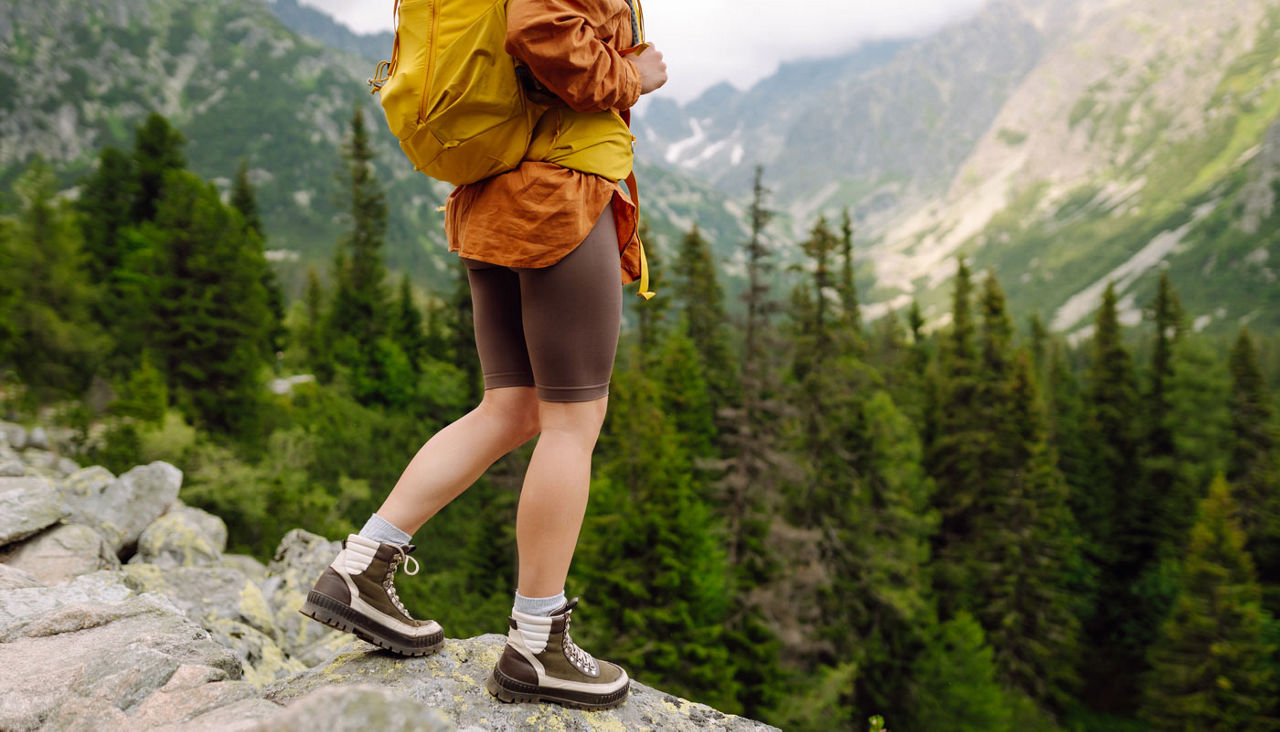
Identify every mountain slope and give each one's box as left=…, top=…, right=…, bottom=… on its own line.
left=874, top=0, right=1280, bottom=334
left=637, top=0, right=1280, bottom=335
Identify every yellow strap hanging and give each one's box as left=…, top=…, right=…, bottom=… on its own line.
left=624, top=171, right=655, bottom=300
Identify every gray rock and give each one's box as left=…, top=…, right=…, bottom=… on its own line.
left=0, top=570, right=134, bottom=637
left=0, top=460, right=25, bottom=477
left=222, top=553, right=269, bottom=584
left=0, top=476, right=66, bottom=547
left=263, top=529, right=343, bottom=657
left=0, top=593, right=242, bottom=731
left=130, top=671, right=263, bottom=729
left=63, top=461, right=182, bottom=555
left=164, top=697, right=287, bottom=732
left=0, top=523, right=120, bottom=585
left=26, top=426, right=48, bottom=450
left=56, top=455, right=81, bottom=476
left=0, top=421, right=26, bottom=450
left=0, top=563, right=43, bottom=590
left=20, top=447, right=61, bottom=474
left=122, top=564, right=304, bottom=684
left=253, top=685, right=453, bottom=731
left=266, top=635, right=777, bottom=731
left=132, top=504, right=228, bottom=568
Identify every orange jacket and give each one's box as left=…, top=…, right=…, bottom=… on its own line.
left=445, top=0, right=643, bottom=285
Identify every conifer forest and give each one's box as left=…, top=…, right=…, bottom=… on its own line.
left=3, top=109, right=1280, bottom=731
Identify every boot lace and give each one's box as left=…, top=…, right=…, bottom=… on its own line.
left=561, top=608, right=599, bottom=677
left=383, top=546, right=419, bottom=619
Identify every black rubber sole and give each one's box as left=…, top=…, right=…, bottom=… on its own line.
left=299, top=590, right=444, bottom=657
left=486, top=664, right=629, bottom=710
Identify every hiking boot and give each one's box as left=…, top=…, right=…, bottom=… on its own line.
left=298, top=534, right=443, bottom=656
left=486, top=598, right=629, bottom=710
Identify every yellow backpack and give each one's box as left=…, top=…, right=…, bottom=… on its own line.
left=369, top=0, right=537, bottom=186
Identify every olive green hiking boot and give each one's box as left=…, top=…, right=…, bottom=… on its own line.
left=486, top=598, right=629, bottom=710
left=299, top=534, right=443, bottom=656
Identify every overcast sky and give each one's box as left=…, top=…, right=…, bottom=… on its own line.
left=300, top=0, right=989, bottom=102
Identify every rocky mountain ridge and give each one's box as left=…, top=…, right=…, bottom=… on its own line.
left=0, top=421, right=772, bottom=731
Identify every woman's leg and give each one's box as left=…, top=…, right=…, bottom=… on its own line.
left=515, top=396, right=608, bottom=597
left=375, top=385, right=540, bottom=536
left=511, top=203, right=622, bottom=596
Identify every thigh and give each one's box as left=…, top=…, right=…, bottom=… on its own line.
left=518, top=205, right=622, bottom=402
left=464, top=258, right=536, bottom=390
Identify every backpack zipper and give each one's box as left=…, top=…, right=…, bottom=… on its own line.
left=418, top=0, right=442, bottom=123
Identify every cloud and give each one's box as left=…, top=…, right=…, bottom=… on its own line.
left=300, top=0, right=987, bottom=102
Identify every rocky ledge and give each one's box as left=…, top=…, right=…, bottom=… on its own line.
left=0, top=421, right=775, bottom=731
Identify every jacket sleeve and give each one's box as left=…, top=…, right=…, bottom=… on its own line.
left=505, top=0, right=642, bottom=113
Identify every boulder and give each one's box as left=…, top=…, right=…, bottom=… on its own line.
left=221, top=553, right=269, bottom=584
left=133, top=504, right=229, bottom=568
left=26, top=426, right=48, bottom=450
left=0, top=476, right=66, bottom=547
left=0, top=460, right=25, bottom=477
left=115, top=667, right=261, bottom=730
left=63, top=461, right=182, bottom=555
left=0, top=593, right=242, bottom=731
left=0, top=564, right=43, bottom=590
left=262, top=529, right=343, bottom=657
left=0, top=570, right=134, bottom=636
left=0, top=523, right=120, bottom=585
left=266, top=634, right=778, bottom=732
left=122, top=564, right=304, bottom=684
left=246, top=685, right=451, bottom=731
left=0, top=421, right=26, bottom=449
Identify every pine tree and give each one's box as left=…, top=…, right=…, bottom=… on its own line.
left=148, top=170, right=271, bottom=433
left=909, top=613, right=1015, bottom=732
left=927, top=258, right=986, bottom=612
left=230, top=159, right=264, bottom=237
left=673, top=224, right=735, bottom=407
left=130, top=113, right=186, bottom=223
left=0, top=160, right=108, bottom=394
left=1140, top=476, right=1276, bottom=730
left=975, top=350, right=1082, bottom=710
left=1136, top=271, right=1188, bottom=563
left=1084, top=282, right=1140, bottom=557
left=77, top=146, right=137, bottom=284
left=392, top=273, right=431, bottom=372
left=1080, top=281, right=1143, bottom=707
left=328, top=105, right=390, bottom=348
left=1229, top=329, right=1280, bottom=610
left=837, top=208, right=861, bottom=335
left=716, top=166, right=786, bottom=716
left=230, top=158, right=286, bottom=361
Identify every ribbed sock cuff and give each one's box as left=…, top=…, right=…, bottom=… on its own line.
left=514, top=590, right=567, bottom=617
left=358, top=513, right=412, bottom=546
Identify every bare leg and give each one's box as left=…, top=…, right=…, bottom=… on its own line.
left=376, top=386, right=541, bottom=536
left=515, top=396, right=608, bottom=598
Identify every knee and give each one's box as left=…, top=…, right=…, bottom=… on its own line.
left=479, top=388, right=542, bottom=445
left=537, top=396, right=608, bottom=441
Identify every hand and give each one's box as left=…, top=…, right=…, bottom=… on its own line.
left=631, top=44, right=668, bottom=95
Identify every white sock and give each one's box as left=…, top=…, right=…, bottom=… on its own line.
left=357, top=513, right=412, bottom=546
left=513, top=590, right=567, bottom=617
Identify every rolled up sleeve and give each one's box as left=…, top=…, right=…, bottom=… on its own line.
left=506, top=0, right=642, bottom=113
